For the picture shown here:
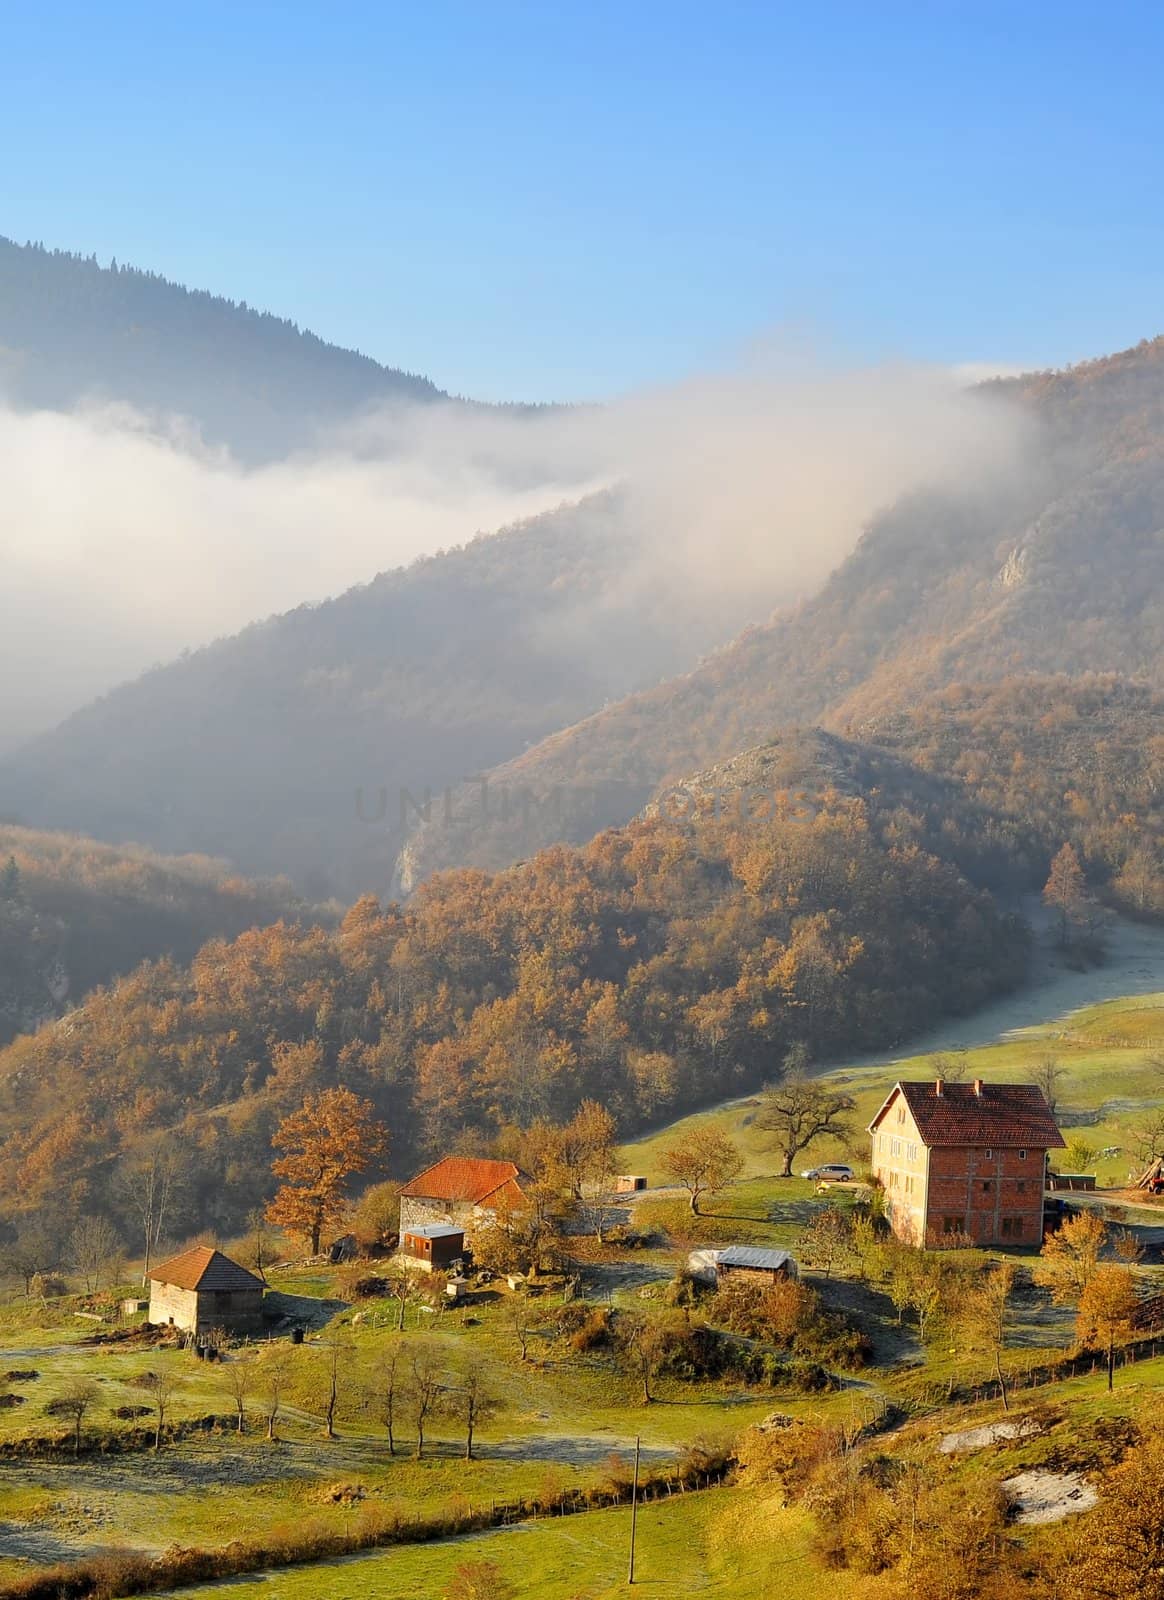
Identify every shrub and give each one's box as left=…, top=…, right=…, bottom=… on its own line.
left=29, top=1273, right=66, bottom=1299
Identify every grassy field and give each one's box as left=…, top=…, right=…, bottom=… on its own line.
left=150, top=1487, right=848, bottom=1600
left=621, top=990, right=1164, bottom=1191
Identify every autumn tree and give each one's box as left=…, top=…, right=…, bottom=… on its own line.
left=560, top=1099, right=618, bottom=1239
left=350, top=1180, right=401, bottom=1251
left=265, top=1088, right=388, bottom=1255
left=1044, top=842, right=1087, bottom=947
left=796, top=1206, right=853, bottom=1279
left=659, top=1126, right=744, bottom=1215
left=757, top=1071, right=855, bottom=1178
left=443, top=1561, right=515, bottom=1600
left=959, top=1262, right=1016, bottom=1410
left=1064, top=1137, right=1099, bottom=1174
left=1034, top=1210, right=1108, bottom=1306
left=616, top=1311, right=675, bottom=1404
left=1077, top=1265, right=1138, bottom=1391
left=1066, top=1433, right=1164, bottom=1600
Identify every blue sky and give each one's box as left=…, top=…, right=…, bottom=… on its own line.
left=4, top=2, right=1162, bottom=401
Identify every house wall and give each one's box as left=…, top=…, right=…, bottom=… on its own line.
left=400, top=1196, right=516, bottom=1239
left=148, top=1282, right=264, bottom=1334
left=149, top=1281, right=200, bottom=1331
left=870, top=1097, right=930, bottom=1245
left=925, top=1146, right=1046, bottom=1247
left=400, top=1196, right=475, bottom=1234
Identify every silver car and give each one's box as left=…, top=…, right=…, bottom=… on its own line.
left=800, top=1163, right=854, bottom=1182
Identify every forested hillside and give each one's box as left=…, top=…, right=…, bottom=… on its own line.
left=0, top=238, right=444, bottom=458
left=0, top=493, right=765, bottom=898
left=405, top=339, right=1164, bottom=881
left=869, top=675, right=1164, bottom=917
left=0, top=825, right=312, bottom=1045
left=0, top=751, right=1027, bottom=1236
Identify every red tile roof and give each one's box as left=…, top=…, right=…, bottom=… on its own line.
left=400, top=1156, right=525, bottom=1207
left=147, top=1245, right=264, bottom=1294
left=869, top=1081, right=1065, bottom=1149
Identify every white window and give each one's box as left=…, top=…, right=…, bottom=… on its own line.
left=984, top=1148, right=993, bottom=1160
left=1018, top=1149, right=1026, bottom=1160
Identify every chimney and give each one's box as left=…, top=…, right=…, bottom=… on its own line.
left=973, top=1078, right=984, bottom=1097
left=934, top=1078, right=943, bottom=1097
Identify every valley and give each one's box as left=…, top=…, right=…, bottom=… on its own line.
left=0, top=990, right=1163, bottom=1597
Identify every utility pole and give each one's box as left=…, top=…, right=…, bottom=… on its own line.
left=627, top=1434, right=641, bottom=1584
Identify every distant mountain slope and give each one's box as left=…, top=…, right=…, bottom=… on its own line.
left=402, top=338, right=1164, bottom=882
left=0, top=824, right=312, bottom=1044
left=867, top=674, right=1164, bottom=915
left=0, top=494, right=765, bottom=898
left=0, top=238, right=446, bottom=458
left=0, top=728, right=1028, bottom=1235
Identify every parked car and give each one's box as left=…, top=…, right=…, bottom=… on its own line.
left=800, top=1163, right=854, bottom=1182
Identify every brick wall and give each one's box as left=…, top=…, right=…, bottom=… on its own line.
left=925, top=1146, right=1045, bottom=1246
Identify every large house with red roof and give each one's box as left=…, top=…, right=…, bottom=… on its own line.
left=868, top=1078, right=1064, bottom=1248
left=398, top=1156, right=528, bottom=1239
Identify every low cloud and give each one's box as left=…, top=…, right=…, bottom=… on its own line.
left=0, top=348, right=1034, bottom=750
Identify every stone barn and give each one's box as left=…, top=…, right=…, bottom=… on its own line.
left=399, top=1157, right=527, bottom=1239
left=147, top=1246, right=265, bottom=1335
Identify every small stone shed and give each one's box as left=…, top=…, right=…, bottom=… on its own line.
left=147, top=1246, right=265, bottom=1335
left=401, top=1223, right=465, bottom=1271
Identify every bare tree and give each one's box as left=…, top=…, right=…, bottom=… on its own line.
left=373, top=1344, right=402, bottom=1455
left=69, top=1215, right=122, bottom=1293
left=317, top=1330, right=352, bottom=1440
left=1028, top=1055, right=1066, bottom=1115
left=383, top=1267, right=418, bottom=1332
left=453, top=1359, right=500, bottom=1461
left=245, top=1206, right=273, bottom=1282
left=140, top=1368, right=180, bottom=1450
left=47, top=1378, right=101, bottom=1456
left=507, top=1298, right=536, bottom=1364
left=756, top=1073, right=854, bottom=1178
left=961, top=1262, right=1016, bottom=1412
left=930, top=1050, right=971, bottom=1084
left=115, top=1147, right=183, bottom=1285
left=222, top=1355, right=254, bottom=1434
left=409, top=1350, right=444, bottom=1459
left=617, top=1312, right=675, bottom=1405
left=260, top=1348, right=292, bottom=1441
left=2, top=1214, right=56, bottom=1295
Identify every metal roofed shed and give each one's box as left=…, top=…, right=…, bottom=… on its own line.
left=715, top=1247, right=798, bottom=1285
left=401, top=1223, right=465, bottom=1272
left=687, top=1246, right=798, bottom=1287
